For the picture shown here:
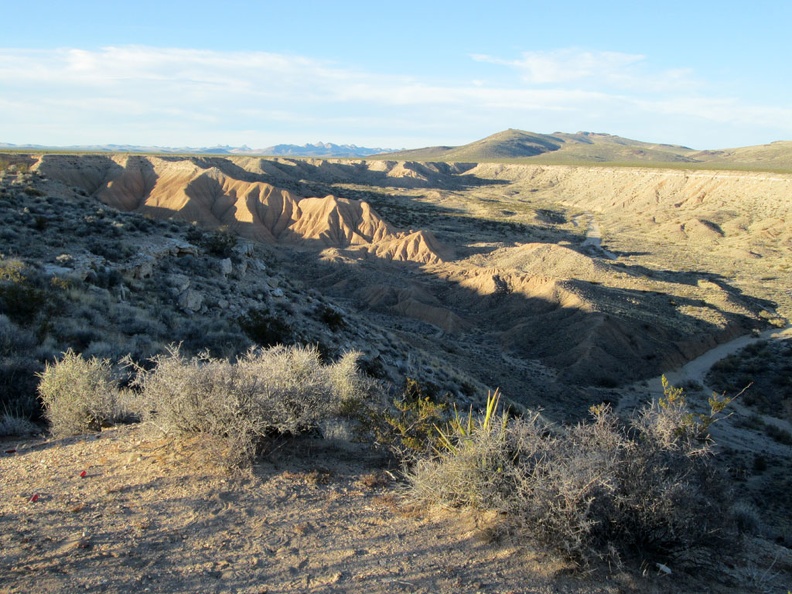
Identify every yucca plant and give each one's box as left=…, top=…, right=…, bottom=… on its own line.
left=435, top=389, right=507, bottom=454
left=410, top=389, right=517, bottom=509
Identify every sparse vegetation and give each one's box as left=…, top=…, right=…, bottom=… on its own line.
left=1, top=150, right=790, bottom=589
left=708, top=339, right=792, bottom=421
left=0, top=258, right=50, bottom=326
left=201, top=225, right=237, bottom=257
left=129, top=344, right=375, bottom=467
left=239, top=307, right=293, bottom=347
left=370, top=377, right=450, bottom=455
left=37, top=349, right=120, bottom=437
left=0, top=411, right=38, bottom=436
left=408, top=381, right=738, bottom=567
left=764, top=422, right=792, bottom=445
left=316, top=304, right=346, bottom=331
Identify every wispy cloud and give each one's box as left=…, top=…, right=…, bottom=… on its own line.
left=0, top=45, right=788, bottom=148
left=471, top=48, right=698, bottom=93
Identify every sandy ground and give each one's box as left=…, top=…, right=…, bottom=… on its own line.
left=0, top=425, right=589, bottom=594
left=4, top=424, right=788, bottom=594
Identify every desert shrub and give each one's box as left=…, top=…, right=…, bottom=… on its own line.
left=707, top=338, right=792, bottom=419
left=0, top=356, right=43, bottom=420
left=87, top=238, right=133, bottom=262
left=731, top=501, right=762, bottom=536
left=33, top=215, right=48, bottom=231
left=369, top=377, right=450, bottom=455
left=176, top=317, right=248, bottom=358
left=37, top=349, right=119, bottom=437
left=358, top=355, right=387, bottom=379
left=0, top=314, right=37, bottom=356
left=91, top=267, right=123, bottom=289
left=0, top=259, right=48, bottom=326
left=201, top=226, right=237, bottom=258
left=0, top=412, right=39, bottom=436
left=316, top=305, right=345, bottom=331
left=23, top=186, right=44, bottom=197
left=410, top=390, right=518, bottom=508
left=764, top=423, right=792, bottom=445
left=130, top=344, right=374, bottom=467
left=238, top=307, right=293, bottom=347
left=185, top=224, right=204, bottom=243
left=330, top=350, right=376, bottom=409
left=408, top=380, right=738, bottom=568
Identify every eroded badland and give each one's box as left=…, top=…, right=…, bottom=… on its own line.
left=23, top=154, right=792, bottom=408
left=1, top=151, right=791, bottom=592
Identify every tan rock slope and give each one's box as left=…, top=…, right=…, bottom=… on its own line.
left=468, top=163, right=792, bottom=298
left=35, top=154, right=446, bottom=264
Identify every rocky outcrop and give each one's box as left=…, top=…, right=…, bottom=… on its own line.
left=34, top=155, right=446, bottom=265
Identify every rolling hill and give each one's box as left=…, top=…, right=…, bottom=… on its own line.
left=382, top=129, right=792, bottom=170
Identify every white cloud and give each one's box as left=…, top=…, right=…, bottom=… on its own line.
left=472, top=48, right=697, bottom=93
left=0, top=45, right=787, bottom=148
left=637, top=95, right=792, bottom=132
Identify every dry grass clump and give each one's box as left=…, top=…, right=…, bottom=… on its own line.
left=408, top=383, right=739, bottom=568
left=37, top=349, right=120, bottom=437
left=0, top=412, right=39, bottom=436
left=129, top=344, right=376, bottom=467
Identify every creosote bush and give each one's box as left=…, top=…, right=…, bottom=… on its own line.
left=0, top=258, right=48, bottom=326
left=316, top=305, right=346, bottom=331
left=37, top=349, right=119, bottom=437
left=201, top=226, right=237, bottom=258
left=408, top=379, right=739, bottom=568
left=238, top=307, right=293, bottom=347
left=369, top=377, right=450, bottom=455
left=130, top=344, right=375, bottom=467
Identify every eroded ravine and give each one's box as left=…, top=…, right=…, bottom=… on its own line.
left=27, top=153, right=790, bottom=413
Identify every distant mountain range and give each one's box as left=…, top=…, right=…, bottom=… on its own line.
left=0, top=141, right=399, bottom=158
left=3, top=130, right=791, bottom=170
left=261, top=142, right=398, bottom=157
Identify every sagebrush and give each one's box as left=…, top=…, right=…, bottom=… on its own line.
left=130, top=344, right=376, bottom=467
left=409, top=381, right=738, bottom=567
left=37, top=349, right=119, bottom=437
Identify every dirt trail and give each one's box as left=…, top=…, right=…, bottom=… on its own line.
left=574, top=213, right=617, bottom=260
left=661, top=325, right=792, bottom=392
left=618, top=325, right=792, bottom=411
left=616, top=324, right=792, bottom=465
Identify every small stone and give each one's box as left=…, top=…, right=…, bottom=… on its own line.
left=178, top=289, right=203, bottom=312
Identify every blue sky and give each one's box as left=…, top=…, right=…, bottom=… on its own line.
left=1, top=0, right=790, bottom=149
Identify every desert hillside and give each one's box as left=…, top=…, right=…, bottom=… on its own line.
left=384, top=128, right=792, bottom=170
left=1, top=152, right=791, bottom=592
left=28, top=153, right=789, bottom=400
